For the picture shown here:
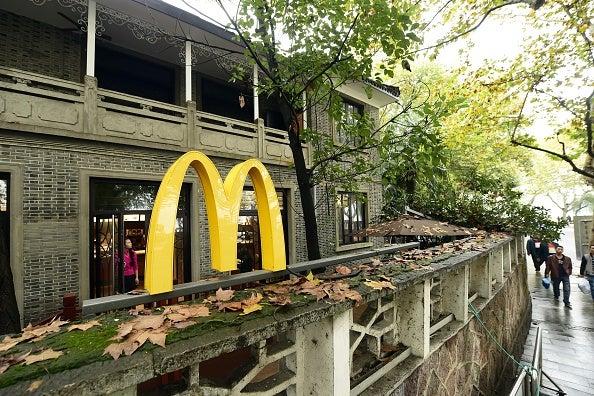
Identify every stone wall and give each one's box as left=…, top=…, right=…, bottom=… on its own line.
left=366, top=247, right=531, bottom=395
left=0, top=237, right=531, bottom=395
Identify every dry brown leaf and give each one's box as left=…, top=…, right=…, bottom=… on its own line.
left=364, top=280, right=395, bottom=290
left=344, top=290, right=363, bottom=307
left=27, top=379, right=43, bottom=392
left=268, top=296, right=291, bottom=306
left=0, top=335, right=22, bottom=352
left=147, top=332, right=167, bottom=348
left=242, top=292, right=263, bottom=307
left=123, top=338, right=143, bottom=356
left=24, top=349, right=63, bottom=365
left=133, top=314, right=165, bottom=330
left=165, top=313, right=187, bottom=323
left=217, top=301, right=243, bottom=312
left=173, top=321, right=195, bottom=330
left=67, top=320, right=101, bottom=332
left=23, top=319, right=69, bottom=342
left=187, top=305, right=210, bottom=318
left=335, top=266, right=351, bottom=275
left=110, top=322, right=135, bottom=341
left=103, top=342, right=125, bottom=360
left=0, top=352, right=29, bottom=374
left=215, top=288, right=235, bottom=302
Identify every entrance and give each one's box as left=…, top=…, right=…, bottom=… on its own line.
left=89, top=179, right=190, bottom=298
left=236, top=189, right=288, bottom=273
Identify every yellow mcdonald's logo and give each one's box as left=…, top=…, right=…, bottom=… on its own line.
left=145, top=151, right=286, bottom=294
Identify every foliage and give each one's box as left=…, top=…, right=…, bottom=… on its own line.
left=409, top=169, right=566, bottom=242
left=190, top=0, right=428, bottom=259
left=376, top=60, right=560, bottom=238
left=379, top=63, right=462, bottom=216
left=422, top=0, right=594, bottom=183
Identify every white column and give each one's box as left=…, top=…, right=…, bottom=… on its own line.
left=491, top=249, right=504, bottom=284
left=442, top=266, right=469, bottom=322
left=185, top=40, right=192, bottom=103
left=399, top=279, right=430, bottom=358
left=302, top=310, right=351, bottom=395
left=253, top=64, right=259, bottom=120
left=86, top=0, right=96, bottom=76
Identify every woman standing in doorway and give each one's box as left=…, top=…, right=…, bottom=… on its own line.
left=121, top=238, right=139, bottom=292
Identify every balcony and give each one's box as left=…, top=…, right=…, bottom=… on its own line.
left=0, top=66, right=308, bottom=167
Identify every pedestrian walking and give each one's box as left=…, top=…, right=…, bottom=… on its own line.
left=526, top=236, right=548, bottom=271
left=579, top=244, right=594, bottom=303
left=545, top=245, right=573, bottom=308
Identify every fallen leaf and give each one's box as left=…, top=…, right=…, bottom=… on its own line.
left=103, top=342, right=125, bottom=360
left=27, top=379, right=43, bottom=392
left=147, top=332, right=167, bottom=348
left=364, top=280, right=396, bottom=290
left=173, top=321, right=195, bottom=330
left=24, top=349, right=63, bottom=365
left=110, top=322, right=135, bottom=341
left=68, top=320, right=101, bottom=332
left=215, top=288, right=234, bottom=302
left=240, top=303, right=263, bottom=315
left=0, top=352, right=29, bottom=374
left=217, top=301, right=243, bottom=312
left=134, top=314, right=165, bottom=330
left=268, top=296, right=291, bottom=306
left=242, top=292, right=263, bottom=307
left=335, top=266, right=352, bottom=275
left=0, top=335, right=22, bottom=352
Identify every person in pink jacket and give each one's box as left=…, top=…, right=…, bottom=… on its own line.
left=118, top=238, right=139, bottom=292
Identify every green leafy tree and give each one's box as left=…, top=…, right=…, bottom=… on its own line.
left=419, top=0, right=593, bottom=236
left=182, top=0, right=424, bottom=260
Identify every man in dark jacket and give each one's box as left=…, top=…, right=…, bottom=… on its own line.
left=526, top=236, right=549, bottom=271
left=545, top=245, right=573, bottom=308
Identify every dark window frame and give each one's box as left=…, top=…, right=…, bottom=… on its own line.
left=338, top=191, right=368, bottom=246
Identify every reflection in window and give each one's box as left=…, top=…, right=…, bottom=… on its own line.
left=336, top=99, right=363, bottom=145
left=0, top=177, right=6, bottom=212
left=338, top=192, right=367, bottom=246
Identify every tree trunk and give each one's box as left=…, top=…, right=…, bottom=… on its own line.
left=287, top=128, right=321, bottom=261
left=0, top=213, right=21, bottom=335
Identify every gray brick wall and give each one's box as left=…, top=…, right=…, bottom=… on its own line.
left=0, top=10, right=82, bottom=82
left=1, top=133, right=308, bottom=323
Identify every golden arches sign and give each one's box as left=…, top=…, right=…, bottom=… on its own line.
left=145, top=151, right=286, bottom=294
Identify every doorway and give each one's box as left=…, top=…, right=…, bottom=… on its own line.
left=236, top=188, right=288, bottom=273
left=89, top=179, right=191, bottom=298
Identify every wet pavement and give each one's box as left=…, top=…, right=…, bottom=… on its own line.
left=520, top=227, right=594, bottom=396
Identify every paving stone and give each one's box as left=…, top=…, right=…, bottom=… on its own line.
left=521, top=268, right=594, bottom=396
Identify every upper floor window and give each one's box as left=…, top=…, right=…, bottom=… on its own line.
left=335, top=99, right=364, bottom=145
left=338, top=192, right=367, bottom=246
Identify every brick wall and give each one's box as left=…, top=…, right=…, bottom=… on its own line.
left=0, top=10, right=82, bottom=82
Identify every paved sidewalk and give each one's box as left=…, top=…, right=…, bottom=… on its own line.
left=520, top=267, right=594, bottom=396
